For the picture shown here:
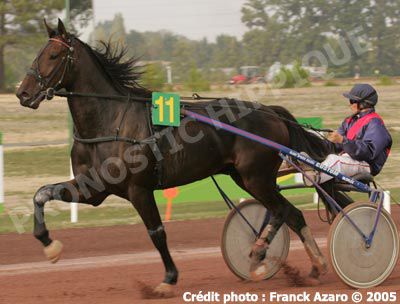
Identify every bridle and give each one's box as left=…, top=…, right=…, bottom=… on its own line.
left=27, top=37, right=75, bottom=100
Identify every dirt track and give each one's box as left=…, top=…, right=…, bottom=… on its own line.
left=1, top=210, right=400, bottom=304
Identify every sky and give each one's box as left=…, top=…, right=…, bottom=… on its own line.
left=84, top=0, right=248, bottom=41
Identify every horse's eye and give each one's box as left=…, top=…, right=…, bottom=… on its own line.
left=50, top=54, right=58, bottom=60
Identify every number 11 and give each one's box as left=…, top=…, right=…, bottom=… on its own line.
left=155, top=96, right=174, bottom=123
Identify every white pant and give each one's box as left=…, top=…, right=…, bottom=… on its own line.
left=319, top=153, right=371, bottom=184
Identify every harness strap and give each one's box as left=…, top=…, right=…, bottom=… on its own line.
left=73, top=133, right=156, bottom=145
left=55, top=90, right=150, bottom=102
left=49, top=38, right=73, bottom=50
left=144, top=102, right=164, bottom=188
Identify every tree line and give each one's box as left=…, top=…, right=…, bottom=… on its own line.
left=1, top=0, right=400, bottom=91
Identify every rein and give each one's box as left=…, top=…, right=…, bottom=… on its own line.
left=72, top=133, right=156, bottom=145
left=53, top=90, right=150, bottom=102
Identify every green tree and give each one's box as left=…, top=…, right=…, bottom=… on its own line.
left=241, top=28, right=283, bottom=66
left=192, top=38, right=212, bottom=68
left=141, top=63, right=166, bottom=91
left=184, top=66, right=210, bottom=91
left=89, top=24, right=108, bottom=45
left=110, top=13, right=126, bottom=45
left=241, top=0, right=400, bottom=76
left=212, top=35, right=242, bottom=68
left=365, top=0, right=400, bottom=75
left=69, top=0, right=93, bottom=31
left=90, top=13, right=126, bottom=47
left=320, top=0, right=400, bottom=76
left=144, top=31, right=171, bottom=60
left=171, top=39, right=194, bottom=82
left=125, top=29, right=147, bottom=58
left=89, top=20, right=113, bottom=46
left=242, top=0, right=330, bottom=61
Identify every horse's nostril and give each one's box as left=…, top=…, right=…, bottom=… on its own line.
left=17, top=91, right=31, bottom=103
left=20, top=92, right=30, bottom=100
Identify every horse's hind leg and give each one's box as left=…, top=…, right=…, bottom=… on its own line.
left=231, top=172, right=327, bottom=281
left=271, top=191, right=328, bottom=280
left=248, top=214, right=285, bottom=280
left=255, top=191, right=328, bottom=281
left=128, top=186, right=177, bottom=298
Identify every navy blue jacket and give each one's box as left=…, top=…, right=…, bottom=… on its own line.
left=336, top=109, right=392, bottom=176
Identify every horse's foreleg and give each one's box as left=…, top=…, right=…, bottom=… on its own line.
left=129, top=186, right=177, bottom=297
left=33, top=179, right=108, bottom=262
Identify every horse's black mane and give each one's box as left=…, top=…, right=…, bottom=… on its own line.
left=77, top=37, right=151, bottom=96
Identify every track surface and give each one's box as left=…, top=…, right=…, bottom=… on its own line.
left=1, top=210, right=400, bottom=303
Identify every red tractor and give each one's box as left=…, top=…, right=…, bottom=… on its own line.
left=229, top=66, right=265, bottom=84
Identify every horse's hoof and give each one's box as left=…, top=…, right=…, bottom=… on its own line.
left=153, top=283, right=174, bottom=298
left=43, top=240, right=63, bottom=264
left=250, top=263, right=268, bottom=281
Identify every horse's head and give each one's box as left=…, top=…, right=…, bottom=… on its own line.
left=16, top=19, right=75, bottom=109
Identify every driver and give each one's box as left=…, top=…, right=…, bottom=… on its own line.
left=318, top=83, right=392, bottom=215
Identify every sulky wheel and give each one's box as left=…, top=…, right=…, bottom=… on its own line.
left=328, top=202, right=399, bottom=288
left=221, top=199, right=290, bottom=280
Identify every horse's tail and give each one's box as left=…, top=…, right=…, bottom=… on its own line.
left=268, top=105, right=335, bottom=162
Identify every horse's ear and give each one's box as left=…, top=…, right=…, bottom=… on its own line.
left=57, top=18, right=69, bottom=40
left=44, top=19, right=56, bottom=38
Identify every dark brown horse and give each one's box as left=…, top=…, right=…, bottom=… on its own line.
left=17, top=19, right=334, bottom=296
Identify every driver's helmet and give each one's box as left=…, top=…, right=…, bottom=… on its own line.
left=343, top=83, right=378, bottom=107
